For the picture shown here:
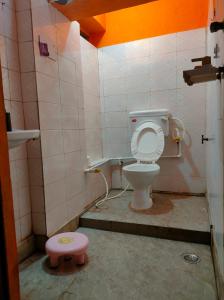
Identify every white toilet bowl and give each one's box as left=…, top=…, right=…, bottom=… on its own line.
left=123, top=119, right=165, bottom=211
left=123, top=163, right=160, bottom=210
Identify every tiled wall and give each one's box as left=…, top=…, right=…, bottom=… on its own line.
left=99, top=28, right=207, bottom=193
left=16, top=0, right=45, bottom=239
left=0, top=0, right=33, bottom=246
left=30, top=0, right=110, bottom=236
left=0, top=0, right=209, bottom=246
left=206, top=0, right=224, bottom=285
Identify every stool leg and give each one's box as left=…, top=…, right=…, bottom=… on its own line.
left=50, top=255, right=59, bottom=268
left=75, top=253, right=85, bottom=265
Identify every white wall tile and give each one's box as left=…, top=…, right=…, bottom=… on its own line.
left=8, top=70, right=22, bottom=100
left=16, top=159, right=29, bottom=188
left=58, top=55, right=76, bottom=84
left=66, top=192, right=86, bottom=221
left=20, top=214, right=32, bottom=240
left=30, top=187, right=45, bottom=213
left=6, top=38, right=20, bottom=71
left=177, top=28, right=206, bottom=51
left=99, top=43, right=126, bottom=65
left=46, top=202, right=68, bottom=235
left=21, top=72, right=37, bottom=102
left=16, top=0, right=31, bottom=11
left=16, top=10, right=33, bottom=42
left=150, top=33, right=177, bottom=55
left=125, top=57, right=151, bottom=77
left=0, top=36, right=7, bottom=68
left=64, top=151, right=83, bottom=176
left=104, top=128, right=129, bottom=145
left=45, top=179, right=66, bottom=212
left=38, top=102, right=61, bottom=130
left=62, top=105, right=79, bottom=129
left=126, top=73, right=151, bottom=93
left=150, top=52, right=177, bottom=91
left=104, top=112, right=128, bottom=128
left=63, top=130, right=80, bottom=153
left=41, top=130, right=64, bottom=158
left=125, top=38, right=150, bottom=59
left=28, top=158, right=44, bottom=186
left=43, top=154, right=65, bottom=185
left=177, top=85, right=206, bottom=128
left=19, top=187, right=31, bottom=218
left=19, top=41, right=35, bottom=72
left=32, top=212, right=46, bottom=235
left=2, top=68, right=10, bottom=100
left=11, top=101, right=24, bottom=128
left=103, top=77, right=126, bottom=96
left=36, top=72, right=60, bottom=103
left=23, top=102, right=39, bottom=129
left=1, top=6, right=17, bottom=40
left=150, top=90, right=179, bottom=115
left=126, top=92, right=150, bottom=112
left=104, top=94, right=127, bottom=112
left=99, top=60, right=128, bottom=80
left=60, top=80, right=78, bottom=107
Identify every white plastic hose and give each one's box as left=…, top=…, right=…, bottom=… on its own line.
left=95, top=171, right=129, bottom=208
left=171, top=117, right=186, bottom=140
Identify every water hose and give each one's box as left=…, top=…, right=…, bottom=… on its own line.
left=171, top=117, right=186, bottom=141
left=93, top=169, right=129, bottom=208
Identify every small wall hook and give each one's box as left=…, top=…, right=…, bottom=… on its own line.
left=214, top=44, right=220, bottom=59
left=201, top=135, right=214, bottom=144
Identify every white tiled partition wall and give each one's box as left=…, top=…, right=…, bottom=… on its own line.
left=30, top=0, right=110, bottom=236
left=1, top=0, right=111, bottom=246
left=0, top=0, right=33, bottom=247
left=99, top=28, right=207, bottom=194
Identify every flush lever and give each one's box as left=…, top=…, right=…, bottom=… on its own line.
left=201, top=135, right=212, bottom=144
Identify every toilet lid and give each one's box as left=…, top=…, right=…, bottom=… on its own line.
left=131, top=122, right=164, bottom=162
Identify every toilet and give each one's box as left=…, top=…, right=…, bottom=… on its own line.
left=123, top=109, right=170, bottom=210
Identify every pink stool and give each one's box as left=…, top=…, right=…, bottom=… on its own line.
left=45, top=232, right=89, bottom=268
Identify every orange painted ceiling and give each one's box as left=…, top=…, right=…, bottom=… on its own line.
left=51, top=0, right=209, bottom=48
left=51, top=0, right=157, bottom=20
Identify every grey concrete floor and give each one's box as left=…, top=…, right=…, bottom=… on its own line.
left=20, top=228, right=217, bottom=300
left=82, top=191, right=210, bottom=232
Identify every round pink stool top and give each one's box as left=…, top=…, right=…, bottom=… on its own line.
left=46, top=232, right=89, bottom=255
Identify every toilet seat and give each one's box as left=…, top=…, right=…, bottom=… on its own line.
left=131, top=121, right=164, bottom=163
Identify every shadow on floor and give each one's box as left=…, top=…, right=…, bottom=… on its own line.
left=42, top=255, right=89, bottom=276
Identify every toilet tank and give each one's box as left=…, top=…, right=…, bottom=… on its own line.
left=129, top=109, right=170, bottom=136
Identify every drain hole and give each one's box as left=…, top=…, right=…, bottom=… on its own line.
left=182, top=253, right=201, bottom=264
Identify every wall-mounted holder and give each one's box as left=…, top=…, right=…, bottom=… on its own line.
left=38, top=36, right=50, bottom=57
left=210, top=20, right=224, bottom=33
left=201, top=135, right=213, bottom=144
left=38, top=36, right=56, bottom=62
left=183, top=56, right=224, bottom=86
